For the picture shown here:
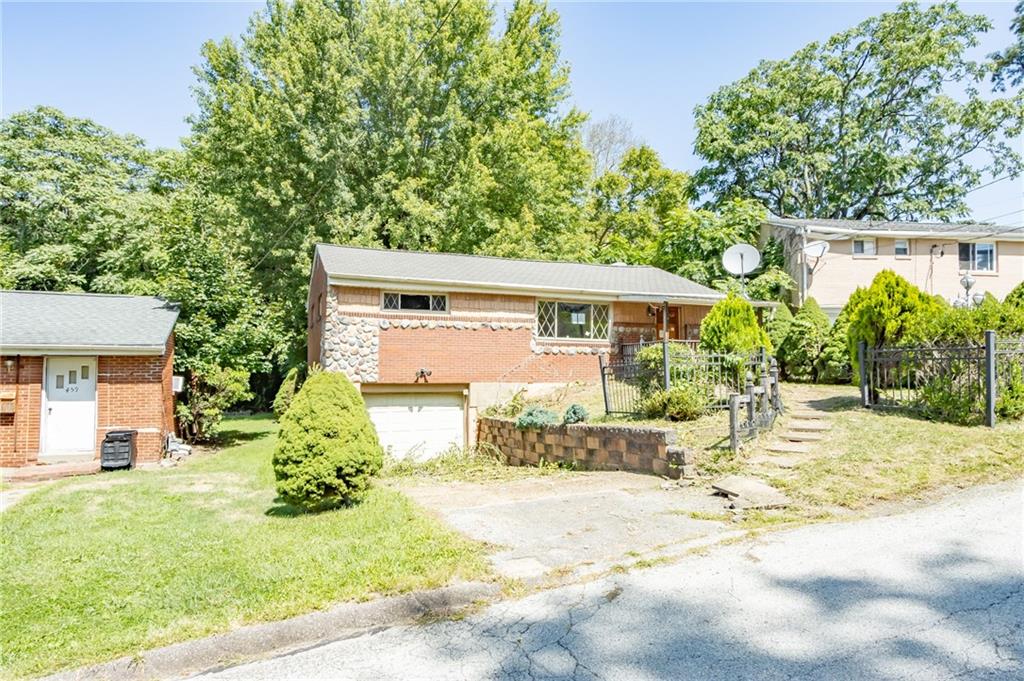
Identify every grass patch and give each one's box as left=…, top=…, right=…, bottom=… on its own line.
left=0, top=415, right=489, bottom=678
left=770, top=398, right=1024, bottom=509
left=506, top=381, right=1024, bottom=518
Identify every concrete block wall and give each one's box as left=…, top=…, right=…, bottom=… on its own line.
left=477, top=417, right=696, bottom=479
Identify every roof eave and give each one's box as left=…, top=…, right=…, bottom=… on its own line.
left=765, top=219, right=1024, bottom=240
left=325, top=274, right=725, bottom=303
left=0, top=344, right=168, bottom=356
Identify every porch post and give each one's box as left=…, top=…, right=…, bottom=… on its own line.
left=661, top=301, right=670, bottom=390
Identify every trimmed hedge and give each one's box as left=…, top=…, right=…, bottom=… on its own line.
left=272, top=371, right=383, bottom=510
left=698, top=293, right=772, bottom=355
left=765, top=303, right=794, bottom=352
left=272, top=365, right=303, bottom=420
left=779, top=298, right=830, bottom=381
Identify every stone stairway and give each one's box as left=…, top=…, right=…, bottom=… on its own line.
left=747, top=401, right=833, bottom=469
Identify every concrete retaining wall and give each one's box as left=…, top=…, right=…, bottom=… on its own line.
left=477, top=417, right=696, bottom=479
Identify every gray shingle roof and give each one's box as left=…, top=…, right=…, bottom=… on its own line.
left=315, top=245, right=725, bottom=300
left=767, top=216, right=1023, bottom=237
left=1, top=291, right=179, bottom=353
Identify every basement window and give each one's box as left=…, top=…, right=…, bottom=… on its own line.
left=382, top=292, right=448, bottom=313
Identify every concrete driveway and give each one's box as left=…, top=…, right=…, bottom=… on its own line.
left=202, top=480, right=1023, bottom=681
left=394, top=472, right=737, bottom=580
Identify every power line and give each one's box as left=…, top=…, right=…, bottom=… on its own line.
left=964, top=173, right=1016, bottom=195
left=977, top=207, right=1024, bottom=223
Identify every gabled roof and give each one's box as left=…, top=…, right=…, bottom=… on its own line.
left=314, top=244, right=728, bottom=304
left=0, top=290, right=179, bottom=355
left=766, top=216, right=1024, bottom=240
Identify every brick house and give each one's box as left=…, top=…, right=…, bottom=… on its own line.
left=307, top=245, right=730, bottom=459
left=0, top=291, right=179, bottom=468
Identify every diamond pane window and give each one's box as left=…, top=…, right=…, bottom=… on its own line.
left=383, top=292, right=448, bottom=312
left=537, top=301, right=557, bottom=337
left=537, top=301, right=610, bottom=340
left=592, top=304, right=609, bottom=338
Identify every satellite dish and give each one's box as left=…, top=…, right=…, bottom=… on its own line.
left=722, top=244, right=761, bottom=276
left=803, top=240, right=830, bottom=259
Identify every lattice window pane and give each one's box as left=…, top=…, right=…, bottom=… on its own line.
left=430, top=295, right=447, bottom=312
left=383, top=292, right=401, bottom=310
left=592, top=304, right=609, bottom=339
left=537, top=301, right=556, bottom=337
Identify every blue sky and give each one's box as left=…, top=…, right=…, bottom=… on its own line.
left=3, top=1, right=1021, bottom=224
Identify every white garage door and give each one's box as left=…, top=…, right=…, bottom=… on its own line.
left=363, top=392, right=465, bottom=461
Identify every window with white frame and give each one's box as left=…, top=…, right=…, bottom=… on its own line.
left=853, top=238, right=876, bottom=256
left=382, top=292, right=448, bottom=312
left=958, top=242, right=995, bottom=272
left=894, top=239, right=910, bottom=257
left=536, top=301, right=610, bottom=340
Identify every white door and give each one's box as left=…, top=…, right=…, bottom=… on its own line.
left=364, top=392, right=465, bottom=461
left=44, top=357, right=97, bottom=455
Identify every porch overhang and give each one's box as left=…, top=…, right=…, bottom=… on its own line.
left=615, top=294, right=779, bottom=309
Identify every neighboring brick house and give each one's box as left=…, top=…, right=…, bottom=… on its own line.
left=0, top=291, right=179, bottom=468
left=307, top=245, right=730, bottom=459
left=765, top=217, right=1024, bottom=318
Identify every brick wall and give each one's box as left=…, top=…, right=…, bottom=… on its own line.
left=307, top=258, right=328, bottom=367
left=378, top=326, right=603, bottom=384
left=0, top=356, right=43, bottom=467
left=0, top=341, right=174, bottom=468
left=477, top=416, right=696, bottom=479
left=314, top=284, right=714, bottom=386
left=96, top=343, right=174, bottom=464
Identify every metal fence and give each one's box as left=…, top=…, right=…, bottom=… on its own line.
left=599, top=342, right=770, bottom=416
left=729, top=362, right=783, bottom=452
left=618, top=339, right=699, bottom=364
left=858, top=331, right=1024, bottom=426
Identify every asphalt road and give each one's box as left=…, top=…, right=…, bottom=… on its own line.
left=202, top=481, right=1023, bottom=680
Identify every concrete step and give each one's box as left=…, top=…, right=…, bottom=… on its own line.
left=767, top=442, right=811, bottom=454
left=1, top=460, right=100, bottom=483
left=747, top=454, right=800, bottom=469
left=789, top=410, right=829, bottom=420
left=781, top=431, right=825, bottom=442
left=788, top=420, right=832, bottom=432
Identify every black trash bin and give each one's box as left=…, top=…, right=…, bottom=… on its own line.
left=101, top=430, right=137, bottom=470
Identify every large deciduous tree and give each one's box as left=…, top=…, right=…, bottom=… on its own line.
left=0, top=106, right=166, bottom=293
left=694, top=2, right=1024, bottom=221
left=190, top=0, right=592, bottom=353
left=992, top=1, right=1024, bottom=91
left=585, top=145, right=690, bottom=264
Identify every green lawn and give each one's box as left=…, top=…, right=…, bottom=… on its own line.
left=507, top=381, right=1024, bottom=520
left=0, top=416, right=489, bottom=678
